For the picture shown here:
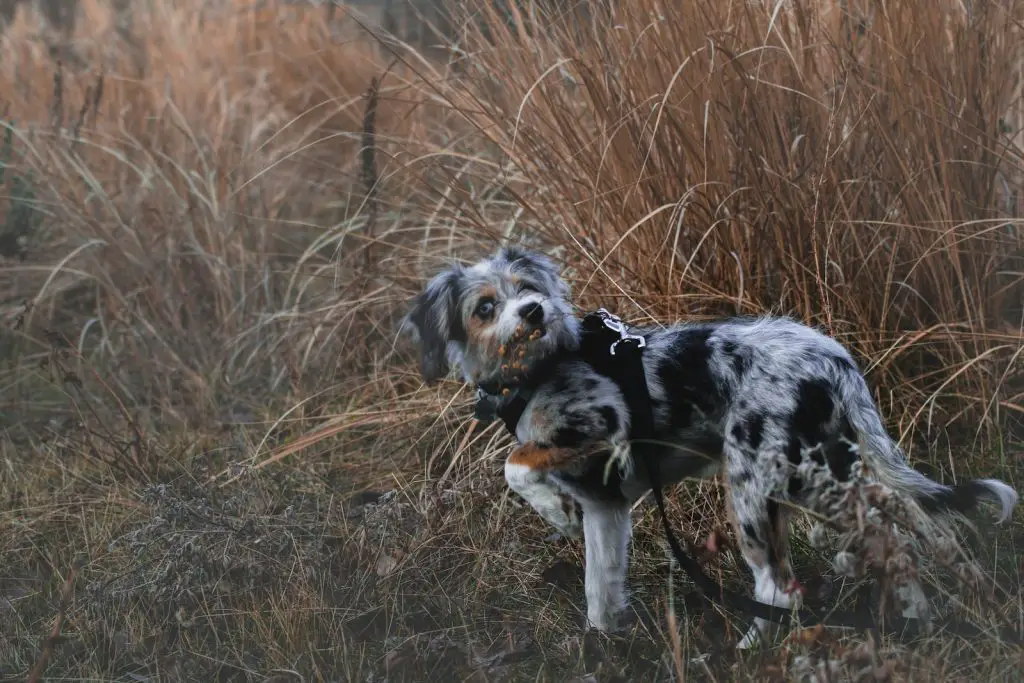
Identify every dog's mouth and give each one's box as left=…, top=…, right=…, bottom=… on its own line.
left=510, top=322, right=547, bottom=345
left=493, top=324, right=551, bottom=385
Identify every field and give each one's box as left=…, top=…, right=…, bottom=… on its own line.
left=0, top=0, right=1022, bottom=680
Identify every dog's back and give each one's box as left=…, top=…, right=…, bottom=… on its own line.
left=640, top=315, right=1018, bottom=522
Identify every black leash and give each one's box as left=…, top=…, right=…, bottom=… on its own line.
left=477, top=309, right=1020, bottom=643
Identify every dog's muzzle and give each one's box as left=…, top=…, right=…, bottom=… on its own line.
left=518, top=302, right=545, bottom=326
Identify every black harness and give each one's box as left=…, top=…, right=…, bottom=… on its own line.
left=475, top=309, right=1015, bottom=643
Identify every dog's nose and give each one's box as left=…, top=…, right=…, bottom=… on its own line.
left=518, top=302, right=545, bottom=325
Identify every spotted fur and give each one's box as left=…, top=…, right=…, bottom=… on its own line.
left=404, top=247, right=1019, bottom=647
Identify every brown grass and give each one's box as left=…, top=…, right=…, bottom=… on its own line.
left=0, top=0, right=1022, bottom=681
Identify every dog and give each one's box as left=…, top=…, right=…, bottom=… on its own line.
left=402, top=246, right=1019, bottom=648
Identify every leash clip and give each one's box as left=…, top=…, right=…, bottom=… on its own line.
left=595, top=307, right=646, bottom=355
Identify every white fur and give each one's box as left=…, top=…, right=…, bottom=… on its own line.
left=736, top=565, right=800, bottom=649
left=978, top=479, right=1019, bottom=524
left=504, top=462, right=583, bottom=538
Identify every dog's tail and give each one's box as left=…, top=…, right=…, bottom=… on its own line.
left=838, top=372, right=1018, bottom=524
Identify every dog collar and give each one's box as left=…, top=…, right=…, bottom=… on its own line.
left=473, top=385, right=534, bottom=435
left=474, top=358, right=553, bottom=436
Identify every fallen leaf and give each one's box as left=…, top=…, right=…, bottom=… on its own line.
left=375, top=553, right=399, bottom=577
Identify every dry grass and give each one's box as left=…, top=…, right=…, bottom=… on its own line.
left=0, top=0, right=1022, bottom=680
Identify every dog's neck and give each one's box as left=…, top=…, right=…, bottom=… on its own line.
left=473, top=310, right=635, bottom=435
left=473, top=337, right=576, bottom=434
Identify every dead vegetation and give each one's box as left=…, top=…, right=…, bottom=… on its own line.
left=0, top=0, right=1022, bottom=681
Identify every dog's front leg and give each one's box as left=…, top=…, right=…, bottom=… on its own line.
left=504, top=442, right=584, bottom=538
left=579, top=497, right=632, bottom=632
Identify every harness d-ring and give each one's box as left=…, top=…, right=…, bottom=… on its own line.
left=594, top=307, right=646, bottom=355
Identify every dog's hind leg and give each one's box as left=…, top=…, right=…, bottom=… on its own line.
left=504, top=442, right=584, bottom=538
left=723, top=439, right=802, bottom=650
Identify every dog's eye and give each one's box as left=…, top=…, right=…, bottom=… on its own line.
left=474, top=299, right=496, bottom=319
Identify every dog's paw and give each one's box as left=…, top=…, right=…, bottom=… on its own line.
left=585, top=605, right=631, bottom=635
left=736, top=618, right=784, bottom=651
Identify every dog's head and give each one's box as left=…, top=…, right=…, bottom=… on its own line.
left=403, top=247, right=578, bottom=386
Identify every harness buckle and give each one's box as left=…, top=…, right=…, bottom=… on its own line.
left=595, top=307, right=646, bottom=355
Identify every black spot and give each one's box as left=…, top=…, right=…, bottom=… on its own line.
left=439, top=274, right=467, bottom=343
left=822, top=422, right=859, bottom=482
left=741, top=522, right=761, bottom=543
left=409, top=272, right=463, bottom=342
left=408, top=270, right=466, bottom=380
left=551, top=428, right=589, bottom=448
left=582, top=377, right=600, bottom=391
left=502, top=248, right=558, bottom=289
left=564, top=413, right=594, bottom=436
left=565, top=412, right=587, bottom=426
left=731, top=469, right=752, bottom=486
left=553, top=456, right=627, bottom=502
left=657, top=326, right=722, bottom=430
left=791, top=377, right=835, bottom=445
left=738, top=399, right=749, bottom=411
left=722, top=341, right=751, bottom=379
left=730, top=423, right=744, bottom=443
left=448, top=309, right=467, bottom=343
left=500, top=246, right=538, bottom=268
left=917, top=480, right=991, bottom=515
left=598, top=406, right=619, bottom=435
left=686, top=431, right=726, bottom=458
left=745, top=413, right=765, bottom=450
left=787, top=436, right=826, bottom=467
left=787, top=473, right=804, bottom=497
left=786, top=437, right=802, bottom=465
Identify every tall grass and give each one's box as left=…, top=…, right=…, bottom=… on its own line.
left=0, top=0, right=453, bottom=429
left=422, top=0, right=1024, bottom=461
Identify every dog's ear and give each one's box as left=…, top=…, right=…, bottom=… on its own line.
left=497, top=246, right=568, bottom=298
left=403, top=268, right=465, bottom=384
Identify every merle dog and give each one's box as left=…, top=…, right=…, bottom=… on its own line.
left=403, top=246, right=1018, bottom=648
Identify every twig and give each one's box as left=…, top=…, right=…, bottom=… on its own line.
left=26, top=561, right=80, bottom=683
left=50, top=60, right=64, bottom=134
left=359, top=58, right=401, bottom=273
left=360, top=75, right=380, bottom=270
